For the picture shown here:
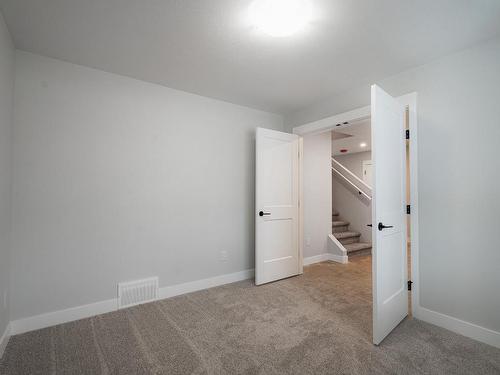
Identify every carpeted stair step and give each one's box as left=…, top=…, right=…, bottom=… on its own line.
left=334, top=231, right=361, bottom=245
left=344, top=242, right=372, bottom=257
left=332, top=220, right=350, bottom=233
left=332, top=210, right=339, bottom=218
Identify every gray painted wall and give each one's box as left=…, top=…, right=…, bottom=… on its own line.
left=302, top=132, right=331, bottom=258
left=0, top=11, right=14, bottom=338
left=333, top=151, right=372, bottom=243
left=11, top=51, right=283, bottom=320
left=286, top=37, right=500, bottom=333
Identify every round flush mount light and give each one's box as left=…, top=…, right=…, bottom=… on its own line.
left=249, top=0, right=312, bottom=37
left=360, top=142, right=367, bottom=148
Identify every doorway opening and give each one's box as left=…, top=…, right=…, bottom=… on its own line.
left=255, top=87, right=418, bottom=345
left=331, top=117, right=373, bottom=261
left=329, top=109, right=412, bottom=303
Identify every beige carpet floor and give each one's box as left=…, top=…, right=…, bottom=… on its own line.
left=1, top=255, right=500, bottom=374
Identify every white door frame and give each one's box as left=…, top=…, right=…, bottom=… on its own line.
left=292, top=92, right=419, bottom=317
left=362, top=160, right=373, bottom=186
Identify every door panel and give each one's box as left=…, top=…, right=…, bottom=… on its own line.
left=371, top=85, right=408, bottom=345
left=260, top=137, right=294, bottom=205
left=256, top=128, right=300, bottom=285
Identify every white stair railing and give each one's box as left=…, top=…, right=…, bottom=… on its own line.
left=331, top=158, right=372, bottom=201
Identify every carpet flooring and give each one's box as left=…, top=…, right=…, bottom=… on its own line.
left=1, top=255, right=500, bottom=374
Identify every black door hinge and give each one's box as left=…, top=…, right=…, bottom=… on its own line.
left=408, top=280, right=413, bottom=291
left=406, top=205, right=411, bottom=214
left=405, top=129, right=410, bottom=140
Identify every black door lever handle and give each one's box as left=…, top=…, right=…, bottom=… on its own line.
left=367, top=224, right=372, bottom=227
left=259, top=211, right=271, bottom=217
left=378, top=222, right=394, bottom=231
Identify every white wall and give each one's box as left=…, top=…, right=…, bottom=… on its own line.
left=333, top=151, right=372, bottom=243
left=0, top=11, right=14, bottom=341
left=10, top=51, right=283, bottom=321
left=302, top=132, right=331, bottom=258
left=286, top=37, right=500, bottom=335
left=334, top=151, right=371, bottom=180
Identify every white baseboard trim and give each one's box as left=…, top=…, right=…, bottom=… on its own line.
left=327, top=235, right=348, bottom=264
left=10, top=268, right=255, bottom=336
left=303, top=253, right=332, bottom=265
left=415, top=306, right=500, bottom=349
left=0, top=322, right=11, bottom=359
left=10, top=298, right=117, bottom=336
left=159, top=269, right=254, bottom=299
left=303, top=253, right=348, bottom=265
left=330, top=254, right=348, bottom=264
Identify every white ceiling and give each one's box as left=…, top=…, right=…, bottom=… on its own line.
left=332, top=118, right=371, bottom=156
left=1, top=0, right=500, bottom=114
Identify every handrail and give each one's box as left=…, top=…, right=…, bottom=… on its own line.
left=331, top=158, right=372, bottom=200
left=332, top=167, right=372, bottom=201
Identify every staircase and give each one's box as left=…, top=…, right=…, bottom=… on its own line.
left=332, top=210, right=372, bottom=257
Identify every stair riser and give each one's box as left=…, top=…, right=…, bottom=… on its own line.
left=332, top=225, right=349, bottom=233
left=339, top=237, right=360, bottom=245
left=348, top=248, right=372, bottom=258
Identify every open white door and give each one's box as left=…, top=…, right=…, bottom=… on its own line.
left=371, top=85, right=408, bottom=344
left=255, top=127, right=301, bottom=285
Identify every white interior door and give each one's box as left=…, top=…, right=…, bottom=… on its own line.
left=255, top=127, right=301, bottom=285
left=371, top=85, right=408, bottom=344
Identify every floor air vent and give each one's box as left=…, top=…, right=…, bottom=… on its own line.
left=118, top=277, right=159, bottom=309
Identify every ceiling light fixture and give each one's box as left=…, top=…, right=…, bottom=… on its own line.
left=360, top=142, right=367, bottom=148
left=249, top=0, right=312, bottom=37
